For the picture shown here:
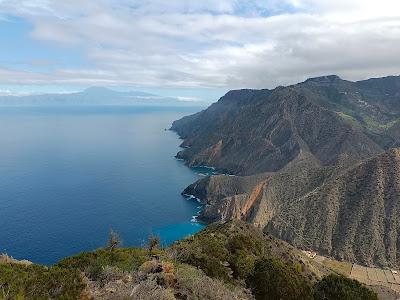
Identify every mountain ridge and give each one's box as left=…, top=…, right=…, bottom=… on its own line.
left=173, top=74, right=400, bottom=268
left=172, top=75, right=393, bottom=175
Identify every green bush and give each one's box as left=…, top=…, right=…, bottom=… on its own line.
left=57, top=247, right=148, bottom=279
left=313, top=274, right=378, bottom=300
left=172, top=235, right=232, bottom=281
left=0, top=264, right=84, bottom=299
left=247, top=257, right=313, bottom=300
left=227, top=233, right=262, bottom=254
left=172, top=229, right=267, bottom=283
left=229, top=250, right=256, bottom=279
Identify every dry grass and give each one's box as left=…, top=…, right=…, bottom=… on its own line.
left=321, top=257, right=352, bottom=276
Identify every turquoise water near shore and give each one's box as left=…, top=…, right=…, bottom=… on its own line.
left=0, top=106, right=205, bottom=265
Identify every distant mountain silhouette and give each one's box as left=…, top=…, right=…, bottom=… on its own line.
left=0, top=86, right=201, bottom=106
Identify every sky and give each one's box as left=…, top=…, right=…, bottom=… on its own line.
left=0, top=0, right=400, bottom=102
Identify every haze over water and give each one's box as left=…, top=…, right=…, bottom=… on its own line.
left=0, top=106, right=204, bottom=265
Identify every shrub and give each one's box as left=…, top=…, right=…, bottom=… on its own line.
left=0, top=264, right=85, bottom=299
left=175, top=264, right=251, bottom=300
left=294, top=262, right=303, bottom=273
left=161, top=261, right=175, bottom=274
left=139, top=260, right=161, bottom=275
left=160, top=272, right=177, bottom=288
left=172, top=235, right=232, bottom=281
left=228, top=233, right=262, bottom=255
left=313, top=274, right=378, bottom=300
left=97, top=265, right=125, bottom=285
left=247, top=257, right=313, bottom=300
left=229, top=250, right=256, bottom=279
left=148, top=236, right=161, bottom=257
left=57, top=248, right=148, bottom=279
left=130, top=278, right=175, bottom=300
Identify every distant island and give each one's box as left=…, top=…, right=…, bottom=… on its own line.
left=0, top=86, right=204, bottom=107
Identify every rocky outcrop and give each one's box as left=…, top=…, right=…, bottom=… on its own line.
left=0, top=254, right=32, bottom=266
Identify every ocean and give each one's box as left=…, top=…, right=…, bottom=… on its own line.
left=0, top=106, right=205, bottom=265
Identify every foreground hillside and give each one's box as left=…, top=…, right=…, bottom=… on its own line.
left=172, top=75, right=400, bottom=268
left=0, top=221, right=382, bottom=299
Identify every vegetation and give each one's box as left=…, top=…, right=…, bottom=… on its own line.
left=361, top=114, right=399, bottom=133
left=313, top=274, right=378, bottom=300
left=248, top=257, right=313, bottom=300
left=0, top=222, right=380, bottom=299
left=335, top=111, right=363, bottom=129
left=171, top=224, right=267, bottom=282
left=57, top=248, right=148, bottom=280
left=320, top=257, right=353, bottom=276
left=105, top=229, right=121, bottom=252
left=148, top=235, right=160, bottom=257
left=0, top=263, right=84, bottom=299
left=174, top=263, right=251, bottom=299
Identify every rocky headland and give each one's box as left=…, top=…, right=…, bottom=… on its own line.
left=172, top=75, right=400, bottom=268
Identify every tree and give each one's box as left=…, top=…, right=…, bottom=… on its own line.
left=148, top=236, right=160, bottom=257
left=105, top=229, right=121, bottom=252
left=313, top=274, right=378, bottom=300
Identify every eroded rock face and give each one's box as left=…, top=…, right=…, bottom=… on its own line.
left=188, top=149, right=400, bottom=267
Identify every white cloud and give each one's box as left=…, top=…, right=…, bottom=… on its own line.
left=0, top=89, right=13, bottom=96
left=0, top=0, right=399, bottom=89
left=176, top=96, right=201, bottom=102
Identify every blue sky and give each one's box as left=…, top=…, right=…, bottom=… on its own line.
left=0, top=16, right=87, bottom=72
left=0, top=0, right=400, bottom=102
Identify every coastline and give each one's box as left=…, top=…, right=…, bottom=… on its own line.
left=0, top=107, right=204, bottom=265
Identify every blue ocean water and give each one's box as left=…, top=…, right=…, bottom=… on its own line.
left=0, top=106, right=205, bottom=265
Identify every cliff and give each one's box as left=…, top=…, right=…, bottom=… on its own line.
left=174, top=75, right=400, bottom=268
left=185, top=148, right=400, bottom=268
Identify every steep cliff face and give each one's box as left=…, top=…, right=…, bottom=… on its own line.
left=267, top=148, right=400, bottom=267
left=183, top=173, right=270, bottom=222
left=171, top=76, right=397, bottom=175
left=189, top=148, right=400, bottom=267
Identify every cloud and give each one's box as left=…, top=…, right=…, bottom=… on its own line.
left=0, top=0, right=399, bottom=89
left=176, top=96, right=201, bottom=102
